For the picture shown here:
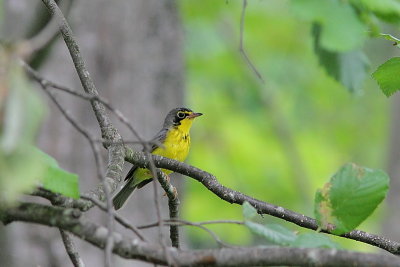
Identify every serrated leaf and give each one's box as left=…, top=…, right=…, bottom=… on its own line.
left=313, top=25, right=369, bottom=93
left=372, top=57, right=400, bottom=97
left=245, top=222, right=297, bottom=245
left=292, top=233, right=341, bottom=249
left=291, top=0, right=366, bottom=52
left=314, top=163, right=389, bottom=235
left=242, top=201, right=257, bottom=220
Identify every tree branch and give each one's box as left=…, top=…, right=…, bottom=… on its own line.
left=59, top=229, right=85, bottom=267
left=80, top=195, right=147, bottom=242
left=239, top=0, right=265, bottom=83
left=40, top=0, right=113, bottom=138
left=125, top=149, right=400, bottom=255
left=157, top=172, right=180, bottom=248
left=1, top=203, right=400, bottom=267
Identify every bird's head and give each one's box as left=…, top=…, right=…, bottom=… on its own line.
left=163, top=107, right=203, bottom=131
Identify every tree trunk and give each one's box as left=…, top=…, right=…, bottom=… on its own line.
left=383, top=94, right=400, bottom=241
left=2, top=0, right=184, bottom=266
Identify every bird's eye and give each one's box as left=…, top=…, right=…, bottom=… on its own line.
left=177, top=111, right=186, bottom=119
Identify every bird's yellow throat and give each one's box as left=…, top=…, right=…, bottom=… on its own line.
left=152, top=117, right=196, bottom=164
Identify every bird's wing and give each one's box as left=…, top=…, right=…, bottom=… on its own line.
left=124, top=128, right=169, bottom=181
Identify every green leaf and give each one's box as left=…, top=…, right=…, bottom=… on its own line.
left=372, top=57, right=400, bottom=97
left=314, top=163, right=389, bottom=235
left=41, top=166, right=79, bottom=199
left=245, top=222, right=297, bottom=245
left=1, top=55, right=45, bottom=152
left=379, top=33, right=400, bottom=48
left=292, top=233, right=341, bottom=249
left=0, top=50, right=46, bottom=206
left=242, top=201, right=257, bottom=220
left=291, top=0, right=366, bottom=52
left=35, top=149, right=80, bottom=199
left=0, top=51, right=79, bottom=202
left=350, top=0, right=400, bottom=22
left=0, top=146, right=47, bottom=205
left=313, top=25, right=370, bottom=93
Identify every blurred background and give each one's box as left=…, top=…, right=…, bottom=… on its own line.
left=1, top=0, right=399, bottom=266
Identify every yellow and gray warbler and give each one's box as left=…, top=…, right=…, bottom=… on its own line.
left=113, top=107, right=203, bottom=210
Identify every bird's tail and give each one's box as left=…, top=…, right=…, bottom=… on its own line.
left=112, top=183, right=137, bottom=210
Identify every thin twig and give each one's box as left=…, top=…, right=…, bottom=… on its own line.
left=16, top=0, right=74, bottom=59
left=29, top=64, right=114, bottom=266
left=138, top=219, right=244, bottom=229
left=239, top=0, right=265, bottom=83
left=40, top=0, right=113, bottom=136
left=47, top=76, right=145, bottom=143
left=19, top=59, right=144, bottom=146
left=20, top=56, right=178, bottom=252
left=146, top=151, right=176, bottom=266
left=81, top=195, right=146, bottom=241
left=30, top=1, right=125, bottom=263
left=238, top=0, right=312, bottom=204
left=139, top=218, right=243, bottom=248
left=92, top=144, right=114, bottom=267
left=59, top=229, right=85, bottom=267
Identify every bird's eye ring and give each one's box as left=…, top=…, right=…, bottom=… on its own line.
left=177, top=111, right=186, bottom=119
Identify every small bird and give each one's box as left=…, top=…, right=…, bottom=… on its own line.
left=113, top=107, right=203, bottom=210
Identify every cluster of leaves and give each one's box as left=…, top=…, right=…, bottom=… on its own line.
left=0, top=47, right=79, bottom=206
left=291, top=0, right=400, bottom=94
left=243, top=162, right=389, bottom=247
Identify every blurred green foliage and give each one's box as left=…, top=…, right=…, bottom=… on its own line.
left=243, top=201, right=341, bottom=248
left=180, top=0, right=393, bottom=250
left=0, top=51, right=46, bottom=205
left=0, top=47, right=79, bottom=205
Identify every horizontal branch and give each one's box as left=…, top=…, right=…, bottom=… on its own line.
left=125, top=149, right=400, bottom=255
left=2, top=203, right=400, bottom=267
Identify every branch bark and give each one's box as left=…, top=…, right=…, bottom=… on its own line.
left=59, top=229, right=85, bottom=267
left=157, top=172, right=180, bottom=248
left=40, top=0, right=125, bottom=197
left=2, top=203, right=400, bottom=267
left=125, top=149, right=400, bottom=255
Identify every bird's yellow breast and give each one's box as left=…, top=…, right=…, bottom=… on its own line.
left=128, top=114, right=197, bottom=185
left=153, top=125, right=191, bottom=164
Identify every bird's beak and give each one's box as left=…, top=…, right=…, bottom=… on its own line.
left=187, top=112, right=203, bottom=119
